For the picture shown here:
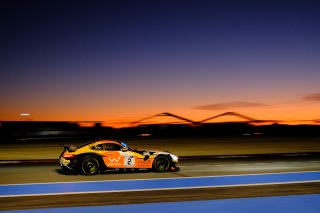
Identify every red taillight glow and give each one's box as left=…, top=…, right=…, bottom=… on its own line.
left=62, top=153, right=76, bottom=159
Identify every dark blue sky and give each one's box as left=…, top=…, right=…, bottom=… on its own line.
left=1, top=0, right=320, bottom=123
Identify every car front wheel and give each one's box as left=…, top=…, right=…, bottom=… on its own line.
left=153, top=156, right=171, bottom=172
left=80, top=156, right=100, bottom=175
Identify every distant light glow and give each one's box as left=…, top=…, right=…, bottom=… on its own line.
left=20, top=113, right=30, bottom=116
left=139, top=133, right=152, bottom=137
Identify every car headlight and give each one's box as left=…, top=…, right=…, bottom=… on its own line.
left=170, top=154, right=178, bottom=162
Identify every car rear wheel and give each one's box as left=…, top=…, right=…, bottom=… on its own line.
left=153, top=156, right=171, bottom=172
left=80, top=156, right=100, bottom=175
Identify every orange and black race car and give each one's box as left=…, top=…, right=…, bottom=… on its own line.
left=60, top=140, right=179, bottom=175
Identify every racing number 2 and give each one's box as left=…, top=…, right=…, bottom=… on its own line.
left=124, top=155, right=135, bottom=167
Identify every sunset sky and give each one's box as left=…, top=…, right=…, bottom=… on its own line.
left=1, top=0, right=320, bottom=126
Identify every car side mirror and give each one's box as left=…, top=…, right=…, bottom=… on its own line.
left=121, top=147, right=128, bottom=152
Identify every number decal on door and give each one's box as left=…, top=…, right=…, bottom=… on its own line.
left=124, top=155, right=135, bottom=167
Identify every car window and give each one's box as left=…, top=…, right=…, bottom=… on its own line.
left=104, top=143, right=122, bottom=151
left=91, top=144, right=104, bottom=151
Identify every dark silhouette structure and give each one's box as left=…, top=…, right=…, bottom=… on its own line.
left=1, top=112, right=320, bottom=142
left=198, top=112, right=280, bottom=124
left=130, top=112, right=198, bottom=126
left=131, top=111, right=281, bottom=126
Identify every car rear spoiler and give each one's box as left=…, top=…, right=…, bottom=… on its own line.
left=62, top=145, right=77, bottom=152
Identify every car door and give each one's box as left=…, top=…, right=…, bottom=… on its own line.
left=102, top=143, right=141, bottom=169
left=102, top=143, right=124, bottom=168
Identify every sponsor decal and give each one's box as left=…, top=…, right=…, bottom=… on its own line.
left=138, top=159, right=151, bottom=167
left=109, top=156, right=121, bottom=163
left=107, top=155, right=122, bottom=167
left=108, top=162, right=121, bottom=166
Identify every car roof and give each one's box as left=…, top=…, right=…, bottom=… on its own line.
left=91, top=140, right=122, bottom=146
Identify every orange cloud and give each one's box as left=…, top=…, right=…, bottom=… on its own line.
left=303, top=93, right=320, bottom=101
left=194, top=101, right=268, bottom=110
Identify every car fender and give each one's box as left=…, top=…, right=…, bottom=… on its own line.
left=75, top=153, right=106, bottom=169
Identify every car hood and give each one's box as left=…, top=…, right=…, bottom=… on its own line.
left=134, top=149, right=171, bottom=155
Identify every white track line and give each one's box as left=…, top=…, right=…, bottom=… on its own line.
left=1, top=170, right=320, bottom=186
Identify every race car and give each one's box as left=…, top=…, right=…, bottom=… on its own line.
left=59, top=139, right=179, bottom=175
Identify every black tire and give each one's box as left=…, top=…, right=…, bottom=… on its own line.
left=153, top=156, right=171, bottom=172
left=80, top=156, right=100, bottom=175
